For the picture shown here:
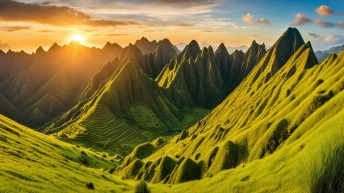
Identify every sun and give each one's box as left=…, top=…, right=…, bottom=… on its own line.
left=68, top=34, right=85, bottom=44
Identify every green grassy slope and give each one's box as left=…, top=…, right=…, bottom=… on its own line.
left=149, top=107, right=344, bottom=193
left=0, top=114, right=133, bottom=193
left=117, top=28, right=344, bottom=191
left=45, top=56, right=208, bottom=155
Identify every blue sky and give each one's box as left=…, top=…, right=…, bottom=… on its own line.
left=0, top=0, right=343, bottom=51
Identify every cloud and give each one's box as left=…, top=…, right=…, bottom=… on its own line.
left=43, top=0, right=223, bottom=17
left=316, top=5, right=334, bottom=16
left=314, top=19, right=344, bottom=29
left=104, top=33, right=128, bottom=36
left=1, top=26, right=32, bottom=32
left=314, top=19, right=336, bottom=28
left=337, top=21, right=344, bottom=28
left=177, top=23, right=193, bottom=27
left=321, top=34, right=344, bottom=45
left=255, top=18, right=270, bottom=25
left=153, top=0, right=221, bottom=6
left=308, top=33, right=344, bottom=49
left=242, top=13, right=270, bottom=25
left=309, top=33, right=320, bottom=39
left=292, top=13, right=312, bottom=26
left=0, top=0, right=138, bottom=27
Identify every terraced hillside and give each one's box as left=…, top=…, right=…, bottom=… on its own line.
left=0, top=115, right=133, bottom=193
left=117, top=28, right=344, bottom=192
left=45, top=37, right=267, bottom=156
left=44, top=53, right=209, bottom=155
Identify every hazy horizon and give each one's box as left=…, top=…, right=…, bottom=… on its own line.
left=0, top=0, right=343, bottom=52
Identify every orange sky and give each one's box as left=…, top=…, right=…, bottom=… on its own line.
left=1, top=0, right=343, bottom=52
left=0, top=0, right=277, bottom=52
left=0, top=22, right=272, bottom=52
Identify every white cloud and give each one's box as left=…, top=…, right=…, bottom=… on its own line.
left=316, top=5, right=334, bottom=16
left=242, top=13, right=270, bottom=25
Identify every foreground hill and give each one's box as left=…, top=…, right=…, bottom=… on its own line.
left=117, top=28, right=344, bottom=192
left=148, top=108, right=344, bottom=193
left=0, top=115, right=132, bottom=193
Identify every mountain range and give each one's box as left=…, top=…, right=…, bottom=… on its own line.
left=315, top=44, right=344, bottom=62
left=1, top=27, right=344, bottom=193
left=115, top=28, right=344, bottom=192
left=42, top=38, right=265, bottom=155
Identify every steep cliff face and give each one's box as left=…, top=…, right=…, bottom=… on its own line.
left=156, top=39, right=266, bottom=108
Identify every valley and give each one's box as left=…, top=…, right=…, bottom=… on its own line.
left=1, top=4, right=344, bottom=191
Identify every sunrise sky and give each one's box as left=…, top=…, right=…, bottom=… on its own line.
left=0, top=0, right=343, bottom=52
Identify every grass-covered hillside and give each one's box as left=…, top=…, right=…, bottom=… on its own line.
left=117, top=28, right=344, bottom=192
left=0, top=115, right=133, bottom=193
left=44, top=47, right=209, bottom=155
left=148, top=108, right=344, bottom=193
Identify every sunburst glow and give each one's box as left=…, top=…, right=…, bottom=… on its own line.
left=68, top=34, right=85, bottom=44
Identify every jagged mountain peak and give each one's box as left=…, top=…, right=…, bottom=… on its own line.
left=199, top=46, right=215, bottom=59
left=137, top=37, right=150, bottom=43
left=217, top=42, right=227, bottom=50
left=250, top=27, right=305, bottom=79
left=134, top=37, right=159, bottom=54
left=35, top=46, right=46, bottom=55
left=215, top=43, right=229, bottom=56
left=232, top=49, right=244, bottom=55
left=156, top=38, right=176, bottom=52
left=103, top=42, right=122, bottom=50
left=188, top=40, right=200, bottom=50
left=272, top=27, right=304, bottom=52
left=121, top=44, right=143, bottom=64
left=6, top=49, right=14, bottom=54
left=48, top=42, right=61, bottom=51
left=251, top=40, right=258, bottom=46
left=160, top=38, right=173, bottom=45
left=322, top=52, right=338, bottom=64
left=179, top=40, right=201, bottom=60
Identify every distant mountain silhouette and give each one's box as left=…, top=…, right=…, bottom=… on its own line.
left=0, top=41, right=123, bottom=128
left=315, top=44, right=344, bottom=62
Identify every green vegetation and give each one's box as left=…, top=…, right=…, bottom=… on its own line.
left=156, top=39, right=265, bottom=108
left=0, top=115, right=132, bottom=193
left=135, top=180, right=151, bottom=193
left=2, top=28, right=344, bottom=193
left=44, top=56, right=208, bottom=155
left=118, top=28, right=344, bottom=193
